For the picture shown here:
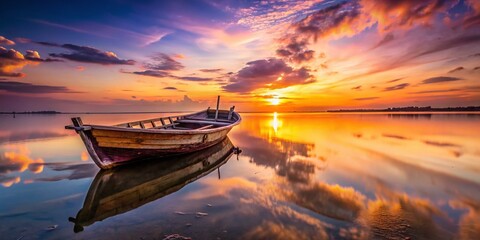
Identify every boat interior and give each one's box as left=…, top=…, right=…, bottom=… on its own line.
left=114, top=107, right=239, bottom=130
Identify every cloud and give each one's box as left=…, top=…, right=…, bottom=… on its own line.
left=131, top=70, right=170, bottom=78
left=143, top=53, right=184, bottom=71
left=127, top=53, right=196, bottom=81
left=163, top=87, right=177, bottom=90
left=384, top=83, right=410, bottom=91
left=352, top=85, right=362, bottom=90
left=0, top=81, right=81, bottom=94
left=40, top=42, right=135, bottom=65
left=421, top=76, right=463, bottom=84
left=372, top=33, right=395, bottom=49
left=0, top=47, right=60, bottom=77
left=199, top=68, right=223, bottom=73
left=276, top=38, right=317, bottom=64
left=387, top=78, right=403, bottom=83
left=410, top=89, right=460, bottom=94
left=448, top=67, right=464, bottom=73
left=223, top=58, right=315, bottom=93
left=354, top=97, right=379, bottom=101
left=0, top=47, right=26, bottom=77
left=174, top=76, right=213, bottom=81
left=0, top=36, right=15, bottom=46
left=362, top=0, right=454, bottom=32
left=415, top=34, right=480, bottom=58
left=293, top=1, right=365, bottom=42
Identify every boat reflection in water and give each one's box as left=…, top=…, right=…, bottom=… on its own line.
left=68, top=137, right=236, bottom=233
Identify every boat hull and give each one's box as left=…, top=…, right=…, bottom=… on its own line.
left=69, top=137, right=235, bottom=232
left=79, top=127, right=232, bottom=169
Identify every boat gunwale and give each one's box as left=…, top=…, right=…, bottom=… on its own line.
left=80, top=110, right=241, bottom=135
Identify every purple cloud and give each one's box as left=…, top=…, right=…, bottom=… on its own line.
left=223, top=58, right=315, bottom=93
left=447, top=67, right=464, bottom=73
left=38, top=42, right=135, bottom=65
left=199, top=68, right=223, bottom=73
left=0, top=81, right=81, bottom=94
left=421, top=76, right=463, bottom=84
left=143, top=53, right=184, bottom=71
left=384, top=83, right=410, bottom=91
left=132, top=70, right=170, bottom=78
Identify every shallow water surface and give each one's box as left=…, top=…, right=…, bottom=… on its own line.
left=0, top=112, right=479, bottom=239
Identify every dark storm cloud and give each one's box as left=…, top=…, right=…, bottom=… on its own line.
left=421, top=76, right=463, bottom=84
left=448, top=67, right=464, bottom=73
left=384, top=83, right=410, bottom=91
left=143, top=53, right=184, bottom=71
left=0, top=81, right=80, bottom=94
left=223, top=58, right=315, bottom=93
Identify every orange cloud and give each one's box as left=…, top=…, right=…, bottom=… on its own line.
left=1, top=145, right=44, bottom=174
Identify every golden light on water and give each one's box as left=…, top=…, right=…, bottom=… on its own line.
left=271, top=112, right=282, bottom=133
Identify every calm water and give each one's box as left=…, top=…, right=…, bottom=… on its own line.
left=1, top=112, right=479, bottom=239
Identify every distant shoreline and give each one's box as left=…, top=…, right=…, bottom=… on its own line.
left=326, top=106, right=480, bottom=112
left=1, top=106, right=480, bottom=115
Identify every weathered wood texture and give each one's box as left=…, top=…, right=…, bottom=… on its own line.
left=67, top=109, right=241, bottom=169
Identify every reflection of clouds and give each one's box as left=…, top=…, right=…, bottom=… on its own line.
left=33, top=162, right=97, bottom=182
left=365, top=194, right=448, bottom=240
left=0, top=175, right=20, bottom=187
left=281, top=180, right=365, bottom=222
left=185, top=176, right=330, bottom=239
left=184, top=177, right=257, bottom=200
left=81, top=151, right=89, bottom=161
left=243, top=221, right=325, bottom=240
left=450, top=199, right=480, bottom=239
left=0, top=131, right=67, bottom=144
left=229, top=113, right=480, bottom=238
left=0, top=145, right=44, bottom=187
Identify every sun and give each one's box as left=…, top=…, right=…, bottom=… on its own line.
left=269, top=97, right=281, bottom=105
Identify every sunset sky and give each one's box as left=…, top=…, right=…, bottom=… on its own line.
left=0, top=0, right=479, bottom=112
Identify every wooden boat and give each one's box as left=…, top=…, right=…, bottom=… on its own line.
left=68, top=137, right=235, bottom=233
left=66, top=98, right=241, bottom=169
